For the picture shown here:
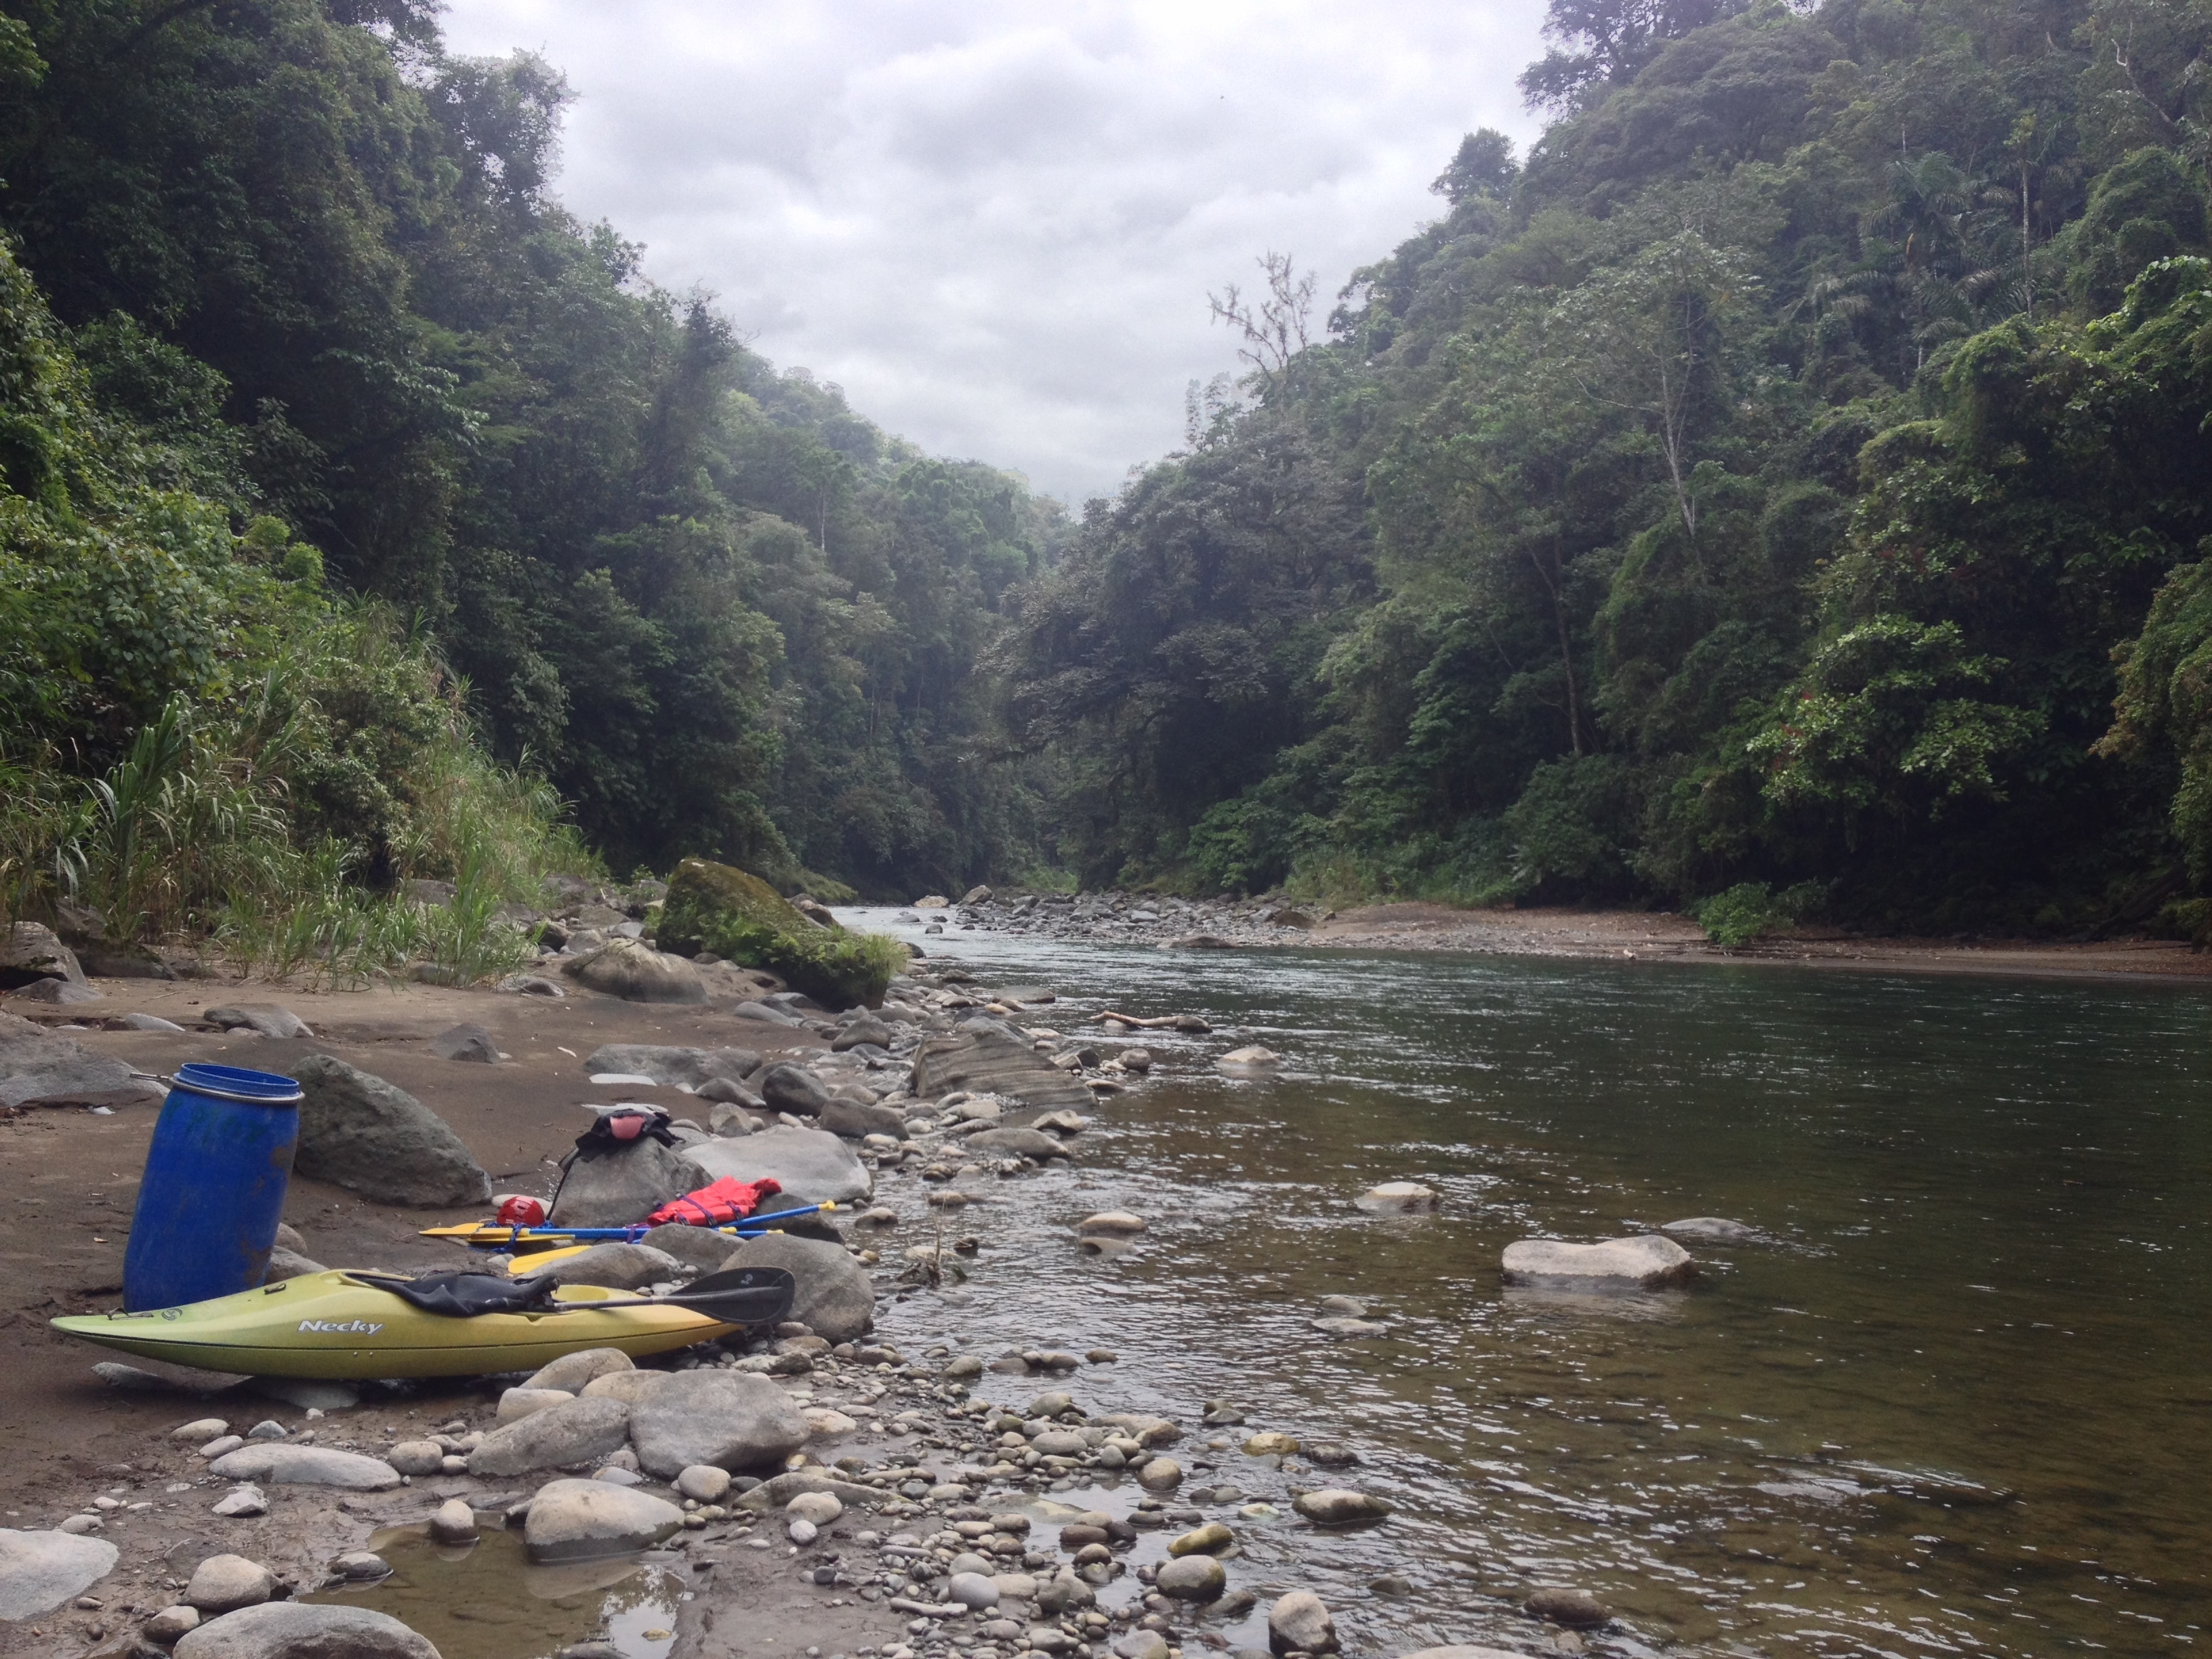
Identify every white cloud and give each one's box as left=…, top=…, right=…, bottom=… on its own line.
left=436, top=0, right=1548, bottom=501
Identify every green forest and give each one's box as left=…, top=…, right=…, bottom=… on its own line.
left=1000, top=0, right=2212, bottom=937
left=0, top=0, right=1065, bottom=961
left=3, top=0, right=2212, bottom=953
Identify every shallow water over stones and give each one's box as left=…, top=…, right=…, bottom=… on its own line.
left=304, top=1527, right=681, bottom=1659
left=859, top=909, right=2212, bottom=1659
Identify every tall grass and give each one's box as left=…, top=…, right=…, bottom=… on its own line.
left=1, top=602, right=596, bottom=987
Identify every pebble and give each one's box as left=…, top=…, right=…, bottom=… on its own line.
left=245, top=1420, right=287, bottom=1441
left=199, top=1435, right=244, bottom=1460
left=428, top=1498, right=479, bottom=1544
left=676, top=1465, right=732, bottom=1502
left=787, top=1518, right=819, bottom=1545
left=333, top=1552, right=390, bottom=1580
left=144, top=1605, right=201, bottom=1641
left=1075, top=1211, right=1145, bottom=1237
left=386, top=1441, right=445, bottom=1476
left=1242, top=1432, right=1298, bottom=1456
left=57, top=1514, right=102, bottom=1535
left=786, top=1492, right=842, bottom=1525
left=184, top=1553, right=273, bottom=1614
left=211, top=1486, right=267, bottom=1519
left=1136, top=1458, right=1182, bottom=1491
left=171, top=1418, right=228, bottom=1441
left=1357, top=1181, right=1439, bottom=1213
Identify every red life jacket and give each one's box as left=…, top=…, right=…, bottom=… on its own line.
left=647, top=1175, right=783, bottom=1228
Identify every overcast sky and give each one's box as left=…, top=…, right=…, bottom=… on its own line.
left=438, top=1, right=1548, bottom=504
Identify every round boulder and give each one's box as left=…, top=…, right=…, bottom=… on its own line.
left=1269, top=1590, right=1339, bottom=1655
left=1155, top=1555, right=1227, bottom=1601
left=184, top=1555, right=272, bottom=1616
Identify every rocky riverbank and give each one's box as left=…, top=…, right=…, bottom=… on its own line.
left=0, top=948, right=1599, bottom=1659
left=908, top=889, right=2212, bottom=982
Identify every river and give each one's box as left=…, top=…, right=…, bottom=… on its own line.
left=853, top=909, right=2212, bottom=1659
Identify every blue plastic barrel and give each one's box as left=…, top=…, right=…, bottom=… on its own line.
left=123, top=1063, right=303, bottom=1311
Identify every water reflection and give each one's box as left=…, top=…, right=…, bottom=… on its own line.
left=862, top=912, right=2212, bottom=1659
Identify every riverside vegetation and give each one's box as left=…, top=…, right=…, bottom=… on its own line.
left=6, top=0, right=2212, bottom=959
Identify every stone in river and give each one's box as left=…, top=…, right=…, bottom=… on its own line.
left=1356, top=1182, right=1439, bottom=1214
left=1136, top=1457, right=1183, bottom=1490
left=1304, top=1441, right=1360, bottom=1468
left=0, top=1528, right=119, bottom=1620
left=1660, top=1216, right=1762, bottom=1243
left=1269, top=1590, right=1339, bottom=1654
left=1168, top=1522, right=1233, bottom=1556
left=521, top=1479, right=684, bottom=1562
left=1523, top=1586, right=1611, bottom=1628
left=1500, top=1234, right=1694, bottom=1288
left=1317, top=1294, right=1366, bottom=1315
left=1311, top=1315, right=1389, bottom=1337
left=1292, top=1489, right=1390, bottom=1524
left=1076, top=1210, right=1145, bottom=1237
left=1216, top=1046, right=1277, bottom=1067
left=174, top=1603, right=439, bottom=1659
left=1154, top=1555, right=1227, bottom=1601
left=1242, top=1432, right=1298, bottom=1456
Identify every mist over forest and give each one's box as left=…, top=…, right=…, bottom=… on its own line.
left=4, top=0, right=2211, bottom=949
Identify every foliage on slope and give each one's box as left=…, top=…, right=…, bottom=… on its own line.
left=996, top=0, right=2212, bottom=937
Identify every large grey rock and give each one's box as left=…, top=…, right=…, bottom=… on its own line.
left=548, top=1123, right=697, bottom=1227
left=965, top=1126, right=1069, bottom=1160
left=1292, top=1489, right=1390, bottom=1523
left=0, top=1527, right=118, bottom=1619
left=206, top=1446, right=399, bottom=1491
left=586, top=1045, right=760, bottom=1090
left=282, top=1055, right=491, bottom=1207
left=203, top=1003, right=311, bottom=1039
left=522, top=1478, right=684, bottom=1562
left=428, top=1024, right=499, bottom=1063
left=1155, top=1555, right=1226, bottom=1601
left=640, top=1223, right=743, bottom=1275
left=1500, top=1234, right=1694, bottom=1288
left=625, top=1370, right=808, bottom=1477
left=562, top=941, right=708, bottom=1004
left=681, top=1126, right=872, bottom=1206
left=0, top=1012, right=155, bottom=1108
left=757, top=1063, right=832, bottom=1117
left=722, top=1232, right=874, bottom=1342
left=468, top=1396, right=632, bottom=1476
left=174, top=1602, right=439, bottom=1659
left=534, top=1242, right=683, bottom=1290
left=819, top=1096, right=908, bottom=1141
left=0, top=921, right=86, bottom=989
left=909, top=1030, right=1092, bottom=1115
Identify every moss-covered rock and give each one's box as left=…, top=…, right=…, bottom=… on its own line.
left=657, top=859, right=902, bottom=1008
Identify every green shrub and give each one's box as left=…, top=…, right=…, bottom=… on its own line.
left=1695, top=881, right=1826, bottom=947
left=657, top=857, right=903, bottom=1007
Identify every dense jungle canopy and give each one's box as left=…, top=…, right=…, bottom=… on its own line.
left=3, top=0, right=2211, bottom=942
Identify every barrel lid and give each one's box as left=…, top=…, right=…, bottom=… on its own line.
left=171, top=1063, right=304, bottom=1105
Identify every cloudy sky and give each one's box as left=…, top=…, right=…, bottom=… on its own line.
left=438, top=2, right=1549, bottom=503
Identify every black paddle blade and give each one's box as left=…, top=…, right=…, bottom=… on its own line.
left=663, top=1265, right=795, bottom=1327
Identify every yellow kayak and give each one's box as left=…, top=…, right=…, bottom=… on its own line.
left=52, top=1271, right=738, bottom=1379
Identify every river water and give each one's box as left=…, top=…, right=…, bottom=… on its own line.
left=857, top=910, right=2212, bottom=1659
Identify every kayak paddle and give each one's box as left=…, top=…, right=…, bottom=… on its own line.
left=575, top=1265, right=796, bottom=1326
